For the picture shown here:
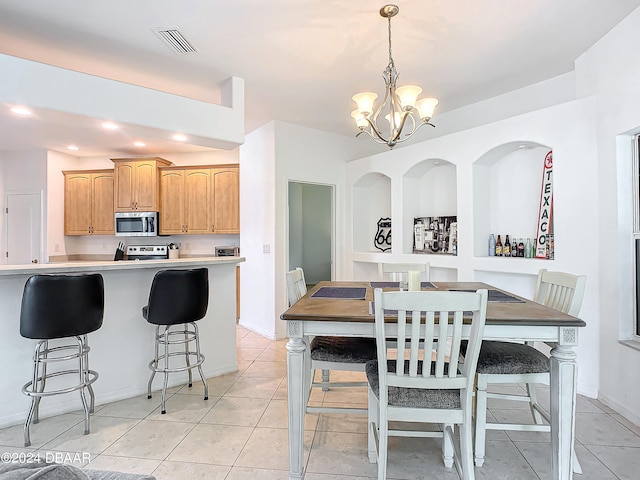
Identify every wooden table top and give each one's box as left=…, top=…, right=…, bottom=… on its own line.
left=280, top=281, right=586, bottom=327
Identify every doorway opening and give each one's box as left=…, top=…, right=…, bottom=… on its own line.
left=288, top=181, right=334, bottom=288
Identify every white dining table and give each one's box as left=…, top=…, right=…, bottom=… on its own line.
left=280, top=281, right=586, bottom=480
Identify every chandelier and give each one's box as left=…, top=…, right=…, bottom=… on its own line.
left=351, top=4, right=438, bottom=149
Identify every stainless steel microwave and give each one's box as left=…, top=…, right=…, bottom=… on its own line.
left=115, top=212, right=158, bottom=237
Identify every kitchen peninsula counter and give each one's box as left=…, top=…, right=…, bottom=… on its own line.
left=0, top=256, right=243, bottom=276
left=0, top=256, right=244, bottom=429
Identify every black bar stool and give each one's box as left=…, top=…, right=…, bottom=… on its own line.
left=20, top=273, right=104, bottom=447
left=143, top=268, right=209, bottom=414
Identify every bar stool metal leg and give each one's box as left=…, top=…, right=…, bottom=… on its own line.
left=161, top=326, right=170, bottom=414
left=76, top=337, right=91, bottom=435
left=147, top=326, right=160, bottom=400
left=184, top=326, right=193, bottom=388
left=192, top=322, right=208, bottom=400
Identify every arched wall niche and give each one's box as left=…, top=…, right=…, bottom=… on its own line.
left=473, top=141, right=552, bottom=257
left=402, top=158, right=457, bottom=254
left=352, top=171, right=391, bottom=253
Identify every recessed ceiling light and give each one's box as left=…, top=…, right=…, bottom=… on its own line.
left=134, top=141, right=146, bottom=147
left=102, top=122, right=119, bottom=130
left=10, top=106, right=32, bottom=115
left=67, top=145, right=79, bottom=151
left=172, top=134, right=187, bottom=142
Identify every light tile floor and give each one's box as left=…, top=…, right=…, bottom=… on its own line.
left=1, top=325, right=639, bottom=479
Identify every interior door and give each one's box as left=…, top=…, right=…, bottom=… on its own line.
left=288, top=181, right=334, bottom=286
left=6, top=192, right=41, bottom=265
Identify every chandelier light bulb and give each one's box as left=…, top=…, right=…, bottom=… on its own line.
left=395, top=85, right=422, bottom=110
left=351, top=109, right=368, bottom=130
left=416, top=97, right=439, bottom=121
left=352, top=92, right=378, bottom=116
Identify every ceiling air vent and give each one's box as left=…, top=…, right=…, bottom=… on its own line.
left=153, top=27, right=198, bottom=54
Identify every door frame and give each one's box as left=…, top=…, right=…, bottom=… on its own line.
left=286, top=180, right=336, bottom=281
left=3, top=190, right=45, bottom=265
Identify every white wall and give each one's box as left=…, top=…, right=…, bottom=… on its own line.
left=346, top=96, right=600, bottom=398
left=238, top=122, right=277, bottom=338
left=573, top=5, right=640, bottom=424
left=239, top=121, right=375, bottom=339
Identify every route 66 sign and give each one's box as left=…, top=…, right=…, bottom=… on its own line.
left=374, top=218, right=391, bottom=252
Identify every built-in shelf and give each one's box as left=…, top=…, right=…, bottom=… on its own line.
left=473, top=142, right=551, bottom=258
left=348, top=139, right=556, bottom=284
left=352, top=172, right=391, bottom=253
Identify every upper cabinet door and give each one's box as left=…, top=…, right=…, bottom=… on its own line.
left=114, top=162, right=135, bottom=211
left=112, top=157, right=171, bottom=212
left=159, top=169, right=186, bottom=235
left=64, top=173, right=92, bottom=235
left=185, top=169, right=212, bottom=234
left=211, top=168, right=240, bottom=234
left=91, top=172, right=115, bottom=235
left=134, top=161, right=159, bottom=211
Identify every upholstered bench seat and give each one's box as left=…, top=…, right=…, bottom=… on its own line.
left=310, top=336, right=377, bottom=363
left=475, top=340, right=550, bottom=375
left=365, top=359, right=461, bottom=409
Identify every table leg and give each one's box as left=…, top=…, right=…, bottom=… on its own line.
left=287, top=326, right=306, bottom=480
left=550, top=336, right=578, bottom=480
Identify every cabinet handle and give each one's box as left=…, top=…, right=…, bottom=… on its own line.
left=211, top=224, right=215, bottom=232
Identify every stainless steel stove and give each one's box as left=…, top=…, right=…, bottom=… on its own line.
left=126, top=245, right=168, bottom=260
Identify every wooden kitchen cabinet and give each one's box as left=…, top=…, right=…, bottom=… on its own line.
left=64, top=170, right=114, bottom=235
left=211, top=166, right=240, bottom=234
left=159, top=164, right=239, bottom=235
left=112, top=157, right=171, bottom=212
left=159, top=168, right=211, bottom=234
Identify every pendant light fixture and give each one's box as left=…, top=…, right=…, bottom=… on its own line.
left=351, top=4, right=438, bottom=149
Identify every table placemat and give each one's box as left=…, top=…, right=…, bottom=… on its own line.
left=311, top=286, right=367, bottom=300
left=451, top=289, right=524, bottom=303
left=369, top=281, right=436, bottom=289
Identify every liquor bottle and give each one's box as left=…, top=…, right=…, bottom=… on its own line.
left=511, top=238, right=517, bottom=257
left=489, top=234, right=496, bottom=256
left=503, top=235, right=511, bottom=256
left=495, top=235, right=503, bottom=256
left=517, top=238, right=525, bottom=257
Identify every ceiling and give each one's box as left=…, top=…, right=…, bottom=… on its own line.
left=1, top=0, right=639, bottom=157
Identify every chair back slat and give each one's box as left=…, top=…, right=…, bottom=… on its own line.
left=535, top=269, right=586, bottom=317
left=374, top=289, right=488, bottom=396
left=286, top=267, right=307, bottom=306
left=448, top=311, right=463, bottom=375
left=422, top=311, right=435, bottom=378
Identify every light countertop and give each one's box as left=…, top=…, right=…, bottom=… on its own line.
left=0, top=256, right=245, bottom=277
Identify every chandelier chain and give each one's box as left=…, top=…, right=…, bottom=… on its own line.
left=387, top=15, right=394, bottom=69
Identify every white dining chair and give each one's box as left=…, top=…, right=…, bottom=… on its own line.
left=473, top=269, right=586, bottom=472
left=286, top=267, right=377, bottom=414
left=377, top=262, right=430, bottom=285
left=367, top=288, right=488, bottom=480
